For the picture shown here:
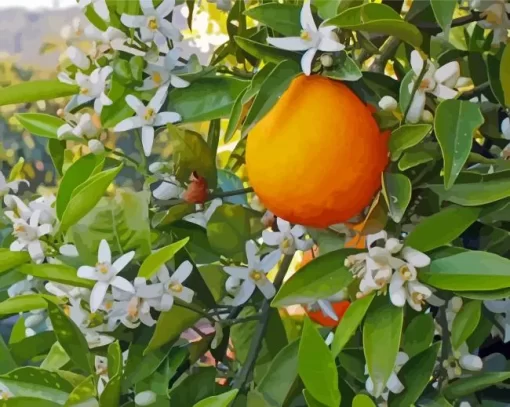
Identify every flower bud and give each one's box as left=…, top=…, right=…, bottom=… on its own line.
left=450, top=296, right=463, bottom=313
left=385, top=238, right=403, bottom=254
left=421, top=110, right=434, bottom=123
left=67, top=46, right=90, bottom=70
left=455, top=77, right=472, bottom=88
left=135, top=391, right=157, bottom=406
left=225, top=276, right=241, bottom=295
left=57, top=108, right=65, bottom=118
left=4, top=194, right=16, bottom=209
left=88, top=139, right=105, bottom=155
left=60, top=244, right=79, bottom=257
left=261, top=210, right=275, bottom=228
left=459, top=354, right=483, bottom=371
left=25, top=328, right=36, bottom=337
left=183, top=172, right=208, bottom=204
left=25, top=313, right=45, bottom=328
left=378, top=95, right=398, bottom=112
left=501, top=117, right=510, bottom=140
left=149, top=162, right=166, bottom=174
left=320, top=54, right=334, bottom=68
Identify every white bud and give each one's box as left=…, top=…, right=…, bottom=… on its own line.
left=385, top=238, right=403, bottom=254
left=225, top=276, right=241, bottom=295
left=451, top=296, right=463, bottom=313
left=421, top=110, right=434, bottom=123
left=501, top=117, right=510, bottom=140
left=149, top=162, right=166, bottom=174
left=459, top=354, right=483, bottom=371
left=67, top=46, right=90, bottom=70
left=320, top=54, right=334, bottom=68
left=25, top=313, right=45, bottom=328
left=378, top=95, right=398, bottom=112
left=455, top=77, right=472, bottom=88
left=135, top=390, right=157, bottom=406
left=459, top=402, right=471, bottom=407
left=60, top=244, right=79, bottom=257
left=88, top=139, right=105, bottom=155
left=25, top=328, right=36, bottom=337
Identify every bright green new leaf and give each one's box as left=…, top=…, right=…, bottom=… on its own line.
left=399, top=143, right=441, bottom=171
left=16, top=113, right=66, bottom=139
left=299, top=318, right=341, bottom=407
left=224, top=87, right=248, bottom=143
left=402, top=314, right=435, bottom=358
left=0, top=336, right=17, bottom=374
left=331, top=293, right=374, bottom=357
left=487, top=54, right=506, bottom=106
left=48, top=139, right=66, bottom=176
left=65, top=376, right=96, bottom=406
left=244, top=4, right=301, bottom=36
left=234, top=37, right=301, bottom=65
left=420, top=251, right=510, bottom=291
left=430, top=0, right=457, bottom=32
left=0, top=249, right=30, bottom=275
left=501, top=43, right=510, bottom=107
left=382, top=172, right=412, bottom=223
left=193, top=389, right=239, bottom=407
left=405, top=206, right=481, bottom=252
left=389, top=343, right=440, bottom=407
left=389, top=124, right=432, bottom=161
left=10, top=332, right=56, bottom=364
left=363, top=295, right=403, bottom=398
left=41, top=342, right=70, bottom=372
left=457, top=287, right=510, bottom=300
left=137, top=238, right=190, bottom=278
left=0, top=294, right=63, bottom=315
left=60, top=164, right=123, bottom=232
left=272, top=249, right=356, bottom=307
left=168, top=126, right=217, bottom=188
left=352, top=394, right=376, bottom=407
left=451, top=300, right=481, bottom=350
left=434, top=100, right=484, bottom=190
left=323, top=3, right=422, bottom=47
left=107, top=341, right=122, bottom=378
left=0, top=80, right=78, bottom=106
left=99, top=375, right=121, bottom=407
left=443, top=372, right=510, bottom=399
left=46, top=301, right=93, bottom=374
left=303, top=389, right=328, bottom=407
left=20, top=264, right=94, bottom=289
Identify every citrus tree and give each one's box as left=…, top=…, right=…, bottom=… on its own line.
left=0, top=0, right=510, bottom=406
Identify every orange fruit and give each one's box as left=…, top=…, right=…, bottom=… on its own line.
left=307, top=300, right=351, bottom=328
left=246, top=75, right=389, bottom=228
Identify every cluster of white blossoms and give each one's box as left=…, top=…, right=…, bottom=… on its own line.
left=345, top=230, right=433, bottom=310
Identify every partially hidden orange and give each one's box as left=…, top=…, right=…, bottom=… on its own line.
left=246, top=75, right=389, bottom=228
left=307, top=300, right=351, bottom=328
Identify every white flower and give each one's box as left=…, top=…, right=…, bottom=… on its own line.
left=68, top=68, right=113, bottom=113
left=484, top=299, right=510, bottom=342
left=223, top=241, right=281, bottom=305
left=121, top=0, right=181, bottom=44
left=267, top=1, right=345, bottom=75
left=378, top=95, right=398, bottom=112
left=77, top=239, right=135, bottom=312
left=153, top=176, right=184, bottom=200
left=95, top=355, right=109, bottom=395
left=58, top=113, right=100, bottom=140
left=406, top=50, right=464, bottom=123
left=29, top=194, right=56, bottom=225
left=135, top=391, right=157, bottom=406
left=183, top=199, right=222, bottom=228
left=262, top=218, right=313, bottom=256
left=114, top=86, right=181, bottom=156
left=84, top=328, right=115, bottom=349
left=8, top=277, right=41, bottom=297
left=471, top=0, right=510, bottom=45
left=66, top=46, right=90, bottom=70
left=78, top=0, right=110, bottom=21
left=84, top=25, right=140, bottom=56
left=151, top=261, right=195, bottom=311
left=88, top=139, right=105, bottom=155
left=60, top=17, right=84, bottom=42
left=0, top=172, right=28, bottom=196
left=366, top=352, right=409, bottom=400
left=501, top=117, right=510, bottom=140
left=8, top=210, right=52, bottom=264
left=137, top=48, right=190, bottom=91
left=443, top=342, right=483, bottom=379
left=45, top=282, right=88, bottom=299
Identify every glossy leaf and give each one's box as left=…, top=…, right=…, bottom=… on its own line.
left=0, top=80, right=78, bottom=106
left=99, top=375, right=121, bottom=407
left=137, top=238, right=189, bottom=279
left=382, top=172, right=412, bottom=223
left=272, top=249, right=355, bottom=307
left=20, top=264, right=94, bottom=289
left=0, top=249, right=30, bottom=275
left=16, top=113, right=66, bottom=139
left=430, top=0, right=457, bottom=32
left=0, top=398, right=61, bottom=407
left=363, top=295, right=403, bottom=398
left=299, top=318, right=340, bottom=407
left=234, top=37, right=301, bottom=65
left=501, top=43, right=510, bottom=107
left=487, top=54, right=506, bottom=106
left=0, top=336, right=17, bottom=374
left=193, top=389, right=239, bottom=407
left=0, top=294, right=63, bottom=315
left=434, top=100, right=484, bottom=190
left=65, top=376, right=96, bottom=406
left=399, top=143, right=441, bottom=171
left=244, top=4, right=301, bottom=36
left=389, top=124, right=432, bottom=161
left=217, top=169, right=248, bottom=205
left=10, top=331, right=56, bottom=364
left=443, top=372, right=510, bottom=399
left=402, top=314, right=435, bottom=358
left=352, top=394, right=376, bottom=407
left=323, top=52, right=362, bottom=82
left=48, top=139, right=66, bottom=176
left=451, top=300, right=481, bottom=350
left=405, top=206, right=481, bottom=252
left=41, top=342, right=70, bottom=371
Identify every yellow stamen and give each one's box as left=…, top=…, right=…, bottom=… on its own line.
left=63, top=305, right=71, bottom=317
left=14, top=225, right=25, bottom=233
left=144, top=108, right=155, bottom=121
left=399, top=265, right=412, bottom=280
left=0, top=392, right=10, bottom=400
left=96, top=263, right=109, bottom=274
left=419, top=78, right=431, bottom=90
left=169, top=282, right=183, bottom=293
left=281, top=237, right=292, bottom=250
left=148, top=17, right=158, bottom=31
left=300, top=30, right=312, bottom=41
left=249, top=270, right=263, bottom=282
left=80, top=87, right=89, bottom=95
left=152, top=72, right=162, bottom=84
left=412, top=292, right=425, bottom=304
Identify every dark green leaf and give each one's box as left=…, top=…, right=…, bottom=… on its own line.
left=48, top=139, right=66, bottom=176
left=323, top=52, right=362, bottom=82
left=501, top=43, right=510, bottom=107
left=0, top=336, right=17, bottom=374
left=0, top=80, right=78, bottom=106
left=234, top=37, right=301, bottom=65
left=147, top=306, right=200, bottom=351
left=99, top=375, right=121, bottom=407
left=19, top=264, right=94, bottom=289
left=430, top=0, right=457, bottom=32
left=402, top=313, right=434, bottom=358
left=451, top=300, right=481, bottom=350
left=382, top=172, right=412, bottom=223
left=389, top=124, right=432, bottom=161
left=443, top=372, right=510, bottom=399
left=244, top=4, right=301, bottom=36
left=224, top=88, right=248, bottom=143
left=487, top=54, right=506, bottom=106
left=10, top=331, right=56, bottom=364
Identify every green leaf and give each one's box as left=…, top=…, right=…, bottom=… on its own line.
left=41, top=342, right=70, bottom=371
left=331, top=293, right=374, bottom=357
left=0, top=294, right=63, bottom=315
left=434, top=100, right=484, bottom=190
left=323, top=3, right=423, bottom=47
left=224, top=88, right=248, bottom=143
left=0, top=336, right=17, bottom=374
left=0, top=80, right=78, bottom=106
left=405, top=206, right=481, bottom=252
left=64, top=376, right=96, bottom=406
left=193, top=389, right=239, bottom=407
left=137, top=238, right=189, bottom=279
left=388, top=343, right=440, bottom=407
left=101, top=96, right=134, bottom=128
left=420, top=251, right=510, bottom=291
left=352, top=394, right=376, bottom=407
left=299, top=318, right=340, bottom=407
left=456, top=287, right=510, bottom=300
left=0, top=367, right=73, bottom=404
left=430, top=0, right=457, bottom=32
left=363, top=295, right=403, bottom=398
left=217, top=170, right=248, bottom=205
left=168, top=367, right=221, bottom=406
left=19, top=264, right=94, bottom=289
left=501, top=43, right=510, bottom=107
left=130, top=56, right=145, bottom=82
left=402, top=313, right=435, bottom=358
left=242, top=59, right=301, bottom=135
left=0, top=398, right=61, bottom=407
left=168, top=126, right=217, bottom=189
left=382, top=172, right=412, bottom=223
left=169, top=77, right=248, bottom=123
left=451, top=300, right=481, bottom=350
left=10, top=332, right=56, bottom=364
left=323, top=52, right=362, bottom=82
left=443, top=372, right=510, bottom=399
left=168, top=221, right=220, bottom=264
left=48, top=139, right=66, bottom=176
left=303, top=389, right=328, bottom=407
left=46, top=301, right=93, bottom=374
left=60, top=164, right=123, bottom=232
left=258, top=340, right=299, bottom=406
left=16, top=113, right=66, bottom=139
left=0, top=249, right=30, bottom=275
left=244, top=4, right=301, bottom=36
left=99, top=375, right=121, bottom=407
left=56, top=154, right=103, bottom=220
left=108, top=341, right=122, bottom=378
left=234, top=37, right=301, bottom=65
left=272, top=249, right=355, bottom=307
left=389, top=124, right=432, bottom=161
left=487, top=54, right=506, bottom=107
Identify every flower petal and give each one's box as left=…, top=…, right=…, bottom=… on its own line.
left=232, top=281, right=256, bottom=305
left=260, top=249, right=281, bottom=273
left=276, top=217, right=291, bottom=233
left=154, top=112, right=181, bottom=126
left=173, top=261, right=193, bottom=283
left=501, top=117, right=510, bottom=140
left=156, top=265, right=170, bottom=283
left=459, top=354, right=483, bottom=371
left=93, top=0, right=110, bottom=21
left=114, top=117, right=143, bottom=132
left=112, top=251, right=135, bottom=273
left=366, top=230, right=388, bottom=248
left=60, top=244, right=79, bottom=257
left=223, top=266, right=250, bottom=280
left=140, top=0, right=156, bottom=15
left=432, top=84, right=458, bottom=100
left=290, top=224, right=306, bottom=238
left=434, top=61, right=460, bottom=87
left=301, top=47, right=317, bottom=76
left=148, top=85, right=169, bottom=113
left=121, top=14, right=146, bottom=28
left=78, top=266, right=97, bottom=280
left=262, top=230, right=282, bottom=246
left=141, top=126, right=155, bottom=157
left=484, top=300, right=509, bottom=314
left=159, top=293, right=174, bottom=311
left=170, top=75, right=190, bottom=89
left=405, top=90, right=426, bottom=124
left=410, top=50, right=424, bottom=75
left=245, top=241, right=259, bottom=269
left=267, top=36, right=312, bottom=51
left=318, top=36, right=345, bottom=52
left=153, top=181, right=183, bottom=200
left=317, top=299, right=338, bottom=321
left=204, top=198, right=222, bottom=220
left=389, top=274, right=407, bottom=307
left=98, top=239, right=111, bottom=263
left=175, top=286, right=194, bottom=303
left=125, top=95, right=146, bottom=116
left=28, top=241, right=45, bottom=264
left=402, top=247, right=430, bottom=268
left=158, top=20, right=182, bottom=41
left=300, top=0, right=317, bottom=31
left=111, top=276, right=135, bottom=293
left=137, top=282, right=164, bottom=299
left=156, top=0, right=175, bottom=17
left=255, top=277, right=276, bottom=299
left=386, top=372, right=405, bottom=394
left=90, top=281, right=109, bottom=312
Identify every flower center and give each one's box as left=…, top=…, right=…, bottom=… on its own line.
left=144, top=107, right=155, bottom=122
left=148, top=17, right=158, bottom=31
left=399, top=265, right=412, bottom=280
left=104, top=300, right=113, bottom=311
left=96, top=262, right=110, bottom=274
left=300, top=30, right=312, bottom=41
left=80, top=87, right=89, bottom=95
left=168, top=281, right=183, bottom=293
left=412, top=291, right=425, bottom=304
left=127, top=298, right=139, bottom=318
left=0, top=392, right=10, bottom=400
left=249, top=270, right=264, bottom=282
left=152, top=72, right=162, bottom=84
left=482, top=9, right=502, bottom=25
left=13, top=223, right=37, bottom=241
left=419, top=78, right=432, bottom=90
left=63, top=305, right=71, bottom=317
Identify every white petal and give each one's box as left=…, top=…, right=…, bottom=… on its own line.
left=386, top=372, right=405, bottom=394
left=137, top=282, right=164, bottom=299
left=245, top=241, right=259, bottom=269
left=30, top=210, right=41, bottom=227
left=262, top=230, right=282, bottom=246
left=57, top=124, right=73, bottom=139
left=405, top=90, right=426, bottom=124
left=111, top=276, right=135, bottom=293
left=90, top=281, right=109, bottom=312
left=366, top=230, right=387, bottom=248
left=58, top=72, right=75, bottom=85
left=365, top=377, right=375, bottom=395
left=158, top=20, right=182, bottom=41
left=93, top=99, right=103, bottom=114
left=501, top=117, right=510, bottom=140
left=174, top=286, right=194, bottom=303
left=141, top=126, right=155, bottom=156
left=484, top=300, right=509, bottom=314
left=432, top=84, right=458, bottom=100
left=78, top=266, right=98, bottom=280
left=98, top=239, right=111, bottom=263
left=267, top=36, right=312, bottom=51
left=112, top=251, right=135, bottom=273
left=157, top=0, right=175, bottom=16
left=139, top=26, right=155, bottom=43
left=125, top=95, right=146, bottom=116
left=170, top=75, right=190, bottom=89
left=173, top=261, right=193, bottom=283
left=401, top=247, right=430, bottom=268
left=385, top=238, right=404, bottom=254
left=389, top=276, right=407, bottom=307
left=154, top=112, right=181, bottom=126
left=156, top=265, right=170, bottom=283
left=121, top=14, right=146, bottom=28
left=67, top=46, right=90, bottom=70
left=232, top=281, right=256, bottom=306
left=290, top=224, right=306, bottom=238
left=276, top=217, right=291, bottom=233
left=159, top=293, right=174, bottom=311
left=148, top=85, right=169, bottom=113
left=28, top=241, right=45, bottom=264
left=223, top=266, right=250, bottom=280
left=93, top=0, right=110, bottom=21
left=60, top=244, right=79, bottom=257
left=153, top=181, right=183, bottom=200
left=317, top=299, right=338, bottom=321
left=378, top=96, right=399, bottom=112
left=410, top=50, right=424, bottom=75
left=100, top=92, right=112, bottom=106
left=434, top=61, right=460, bottom=86
left=318, top=36, right=344, bottom=52
left=114, top=117, right=144, bottom=132
left=459, top=354, right=483, bottom=371
left=140, top=0, right=156, bottom=15
left=396, top=351, right=410, bottom=366
left=255, top=277, right=276, bottom=299
left=137, top=78, right=158, bottom=91
left=300, top=48, right=317, bottom=76
left=300, top=1, right=317, bottom=31
left=37, top=224, right=52, bottom=237
left=204, top=198, right=222, bottom=220
left=260, top=249, right=281, bottom=273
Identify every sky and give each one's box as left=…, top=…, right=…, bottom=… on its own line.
left=0, top=0, right=77, bottom=9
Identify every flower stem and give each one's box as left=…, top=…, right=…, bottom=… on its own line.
left=403, top=58, right=429, bottom=123
left=437, top=307, right=453, bottom=390
left=103, top=147, right=140, bottom=167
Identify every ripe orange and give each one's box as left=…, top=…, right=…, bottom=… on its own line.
left=307, top=300, right=351, bottom=328
left=246, top=75, right=389, bottom=228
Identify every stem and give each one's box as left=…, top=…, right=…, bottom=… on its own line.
left=403, top=59, right=428, bottom=122
left=213, top=187, right=253, bottom=200
left=103, top=147, right=140, bottom=167
left=223, top=314, right=263, bottom=326
left=174, top=302, right=216, bottom=324
left=415, top=12, right=482, bottom=34
left=368, top=36, right=401, bottom=73
left=459, top=81, right=490, bottom=100
left=232, top=254, right=294, bottom=391
left=437, top=308, right=452, bottom=389
left=134, top=130, right=148, bottom=172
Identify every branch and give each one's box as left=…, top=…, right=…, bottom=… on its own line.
left=415, top=12, right=482, bottom=35
left=458, top=81, right=490, bottom=100
left=368, top=36, right=401, bottom=73
left=437, top=307, right=453, bottom=390
left=158, top=187, right=254, bottom=208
